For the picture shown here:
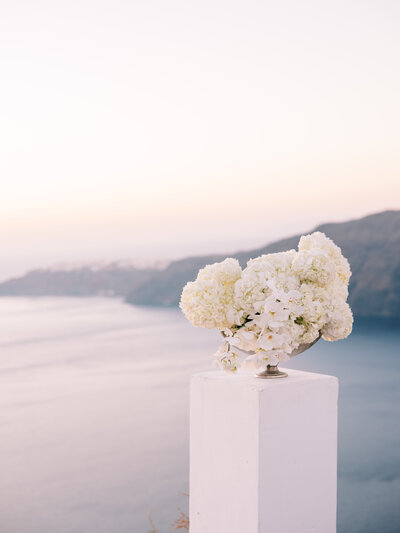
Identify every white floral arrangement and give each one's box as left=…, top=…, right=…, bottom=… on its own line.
left=180, top=232, right=353, bottom=372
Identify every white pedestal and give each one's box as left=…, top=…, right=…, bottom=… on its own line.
left=190, top=369, right=338, bottom=533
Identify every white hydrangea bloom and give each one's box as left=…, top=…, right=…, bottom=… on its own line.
left=300, top=284, right=327, bottom=326
left=292, top=249, right=336, bottom=286
left=322, top=300, right=353, bottom=341
left=298, top=231, right=351, bottom=284
left=235, top=250, right=298, bottom=313
left=197, top=257, right=243, bottom=285
left=180, top=258, right=242, bottom=329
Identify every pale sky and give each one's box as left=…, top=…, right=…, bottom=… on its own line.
left=1, top=0, right=399, bottom=280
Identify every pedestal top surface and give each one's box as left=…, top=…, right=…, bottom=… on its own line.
left=192, top=368, right=337, bottom=391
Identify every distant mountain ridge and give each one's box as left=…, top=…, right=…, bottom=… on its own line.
left=0, top=264, right=157, bottom=298
left=1, top=210, right=399, bottom=318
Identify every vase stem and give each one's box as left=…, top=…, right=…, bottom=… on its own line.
left=257, top=364, right=288, bottom=379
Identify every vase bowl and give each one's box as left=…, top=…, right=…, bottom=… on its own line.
left=221, top=331, right=321, bottom=378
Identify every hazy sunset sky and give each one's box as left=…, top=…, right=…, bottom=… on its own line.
left=1, top=0, right=399, bottom=280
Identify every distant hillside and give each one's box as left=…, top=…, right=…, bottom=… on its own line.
left=1, top=210, right=399, bottom=318
left=0, top=264, right=155, bottom=297
left=125, top=210, right=400, bottom=318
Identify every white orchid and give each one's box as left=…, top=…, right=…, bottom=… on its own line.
left=213, top=342, right=242, bottom=372
left=258, top=332, right=286, bottom=351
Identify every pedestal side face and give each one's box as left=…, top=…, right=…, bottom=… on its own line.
left=190, top=373, right=260, bottom=533
left=258, top=373, right=338, bottom=533
left=190, top=370, right=338, bottom=533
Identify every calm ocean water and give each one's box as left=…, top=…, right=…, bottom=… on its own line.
left=0, top=297, right=399, bottom=533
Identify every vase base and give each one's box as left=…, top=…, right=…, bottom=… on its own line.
left=256, top=365, right=288, bottom=379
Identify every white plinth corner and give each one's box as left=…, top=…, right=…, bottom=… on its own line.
left=190, top=368, right=338, bottom=533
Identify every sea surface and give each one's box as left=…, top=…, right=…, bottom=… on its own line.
left=0, top=297, right=399, bottom=533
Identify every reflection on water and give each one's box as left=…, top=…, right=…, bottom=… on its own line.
left=0, top=298, right=399, bottom=533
